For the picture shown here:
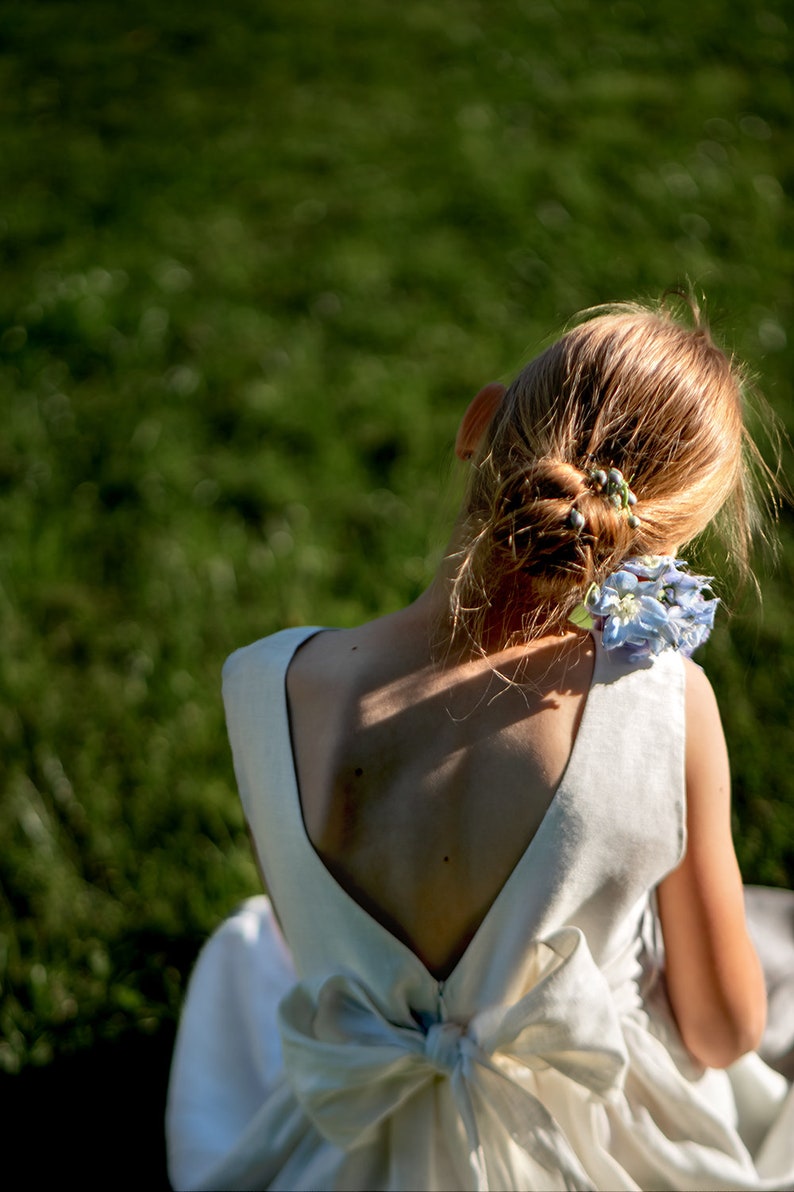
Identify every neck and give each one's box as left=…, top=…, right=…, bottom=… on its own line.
left=404, top=523, right=572, bottom=664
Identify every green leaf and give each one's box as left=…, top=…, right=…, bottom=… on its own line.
left=569, top=603, right=594, bottom=630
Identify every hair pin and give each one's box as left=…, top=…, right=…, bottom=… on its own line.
left=589, top=466, right=641, bottom=529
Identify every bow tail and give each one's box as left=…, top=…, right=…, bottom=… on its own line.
left=449, top=1065, right=489, bottom=1192
left=460, top=1056, right=597, bottom=1192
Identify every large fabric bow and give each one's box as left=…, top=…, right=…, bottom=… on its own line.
left=278, top=927, right=628, bottom=1191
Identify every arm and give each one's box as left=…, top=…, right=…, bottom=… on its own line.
left=656, top=660, right=767, bottom=1069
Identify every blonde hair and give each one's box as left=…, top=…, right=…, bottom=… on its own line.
left=449, top=300, right=763, bottom=652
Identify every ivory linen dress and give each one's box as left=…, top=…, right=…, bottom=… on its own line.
left=166, top=627, right=794, bottom=1191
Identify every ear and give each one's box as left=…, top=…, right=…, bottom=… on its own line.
left=455, top=383, right=506, bottom=460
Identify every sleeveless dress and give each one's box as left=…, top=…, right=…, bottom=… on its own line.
left=166, top=627, right=794, bottom=1191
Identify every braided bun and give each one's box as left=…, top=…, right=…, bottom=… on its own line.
left=493, top=460, right=633, bottom=565
left=460, top=457, right=640, bottom=641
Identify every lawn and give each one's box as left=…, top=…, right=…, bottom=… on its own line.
left=0, top=0, right=791, bottom=1183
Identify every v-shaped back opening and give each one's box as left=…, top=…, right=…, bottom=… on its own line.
left=280, top=627, right=602, bottom=984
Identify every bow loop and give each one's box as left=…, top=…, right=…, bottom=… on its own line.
left=278, top=927, right=627, bottom=1190
left=472, top=927, right=628, bottom=1098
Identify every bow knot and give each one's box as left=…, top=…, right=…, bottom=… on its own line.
left=425, top=1019, right=467, bottom=1074
left=279, top=927, right=627, bottom=1191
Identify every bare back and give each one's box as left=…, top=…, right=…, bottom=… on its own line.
left=285, top=606, right=594, bottom=979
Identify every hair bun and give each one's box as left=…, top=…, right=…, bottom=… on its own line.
left=522, top=458, right=588, bottom=502
left=489, top=455, right=636, bottom=584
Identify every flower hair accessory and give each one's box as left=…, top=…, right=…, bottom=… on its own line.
left=572, top=556, right=718, bottom=659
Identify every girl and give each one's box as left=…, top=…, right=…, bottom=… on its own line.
left=167, top=302, right=794, bottom=1190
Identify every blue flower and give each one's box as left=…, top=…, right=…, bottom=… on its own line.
left=622, top=555, right=677, bottom=582
left=583, top=556, right=717, bottom=659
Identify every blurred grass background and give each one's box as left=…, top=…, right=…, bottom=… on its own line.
left=1, top=0, right=792, bottom=1183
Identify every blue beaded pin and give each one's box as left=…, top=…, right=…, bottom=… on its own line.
left=568, top=467, right=641, bottom=532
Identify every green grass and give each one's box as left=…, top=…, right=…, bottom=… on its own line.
left=1, top=0, right=792, bottom=1102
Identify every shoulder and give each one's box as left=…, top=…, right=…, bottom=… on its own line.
left=222, top=628, right=328, bottom=725
left=591, top=638, right=688, bottom=739
left=682, top=657, right=729, bottom=781
left=222, top=627, right=326, bottom=686
left=682, top=654, right=718, bottom=707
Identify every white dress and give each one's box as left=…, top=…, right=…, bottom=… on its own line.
left=166, top=627, right=794, bottom=1191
